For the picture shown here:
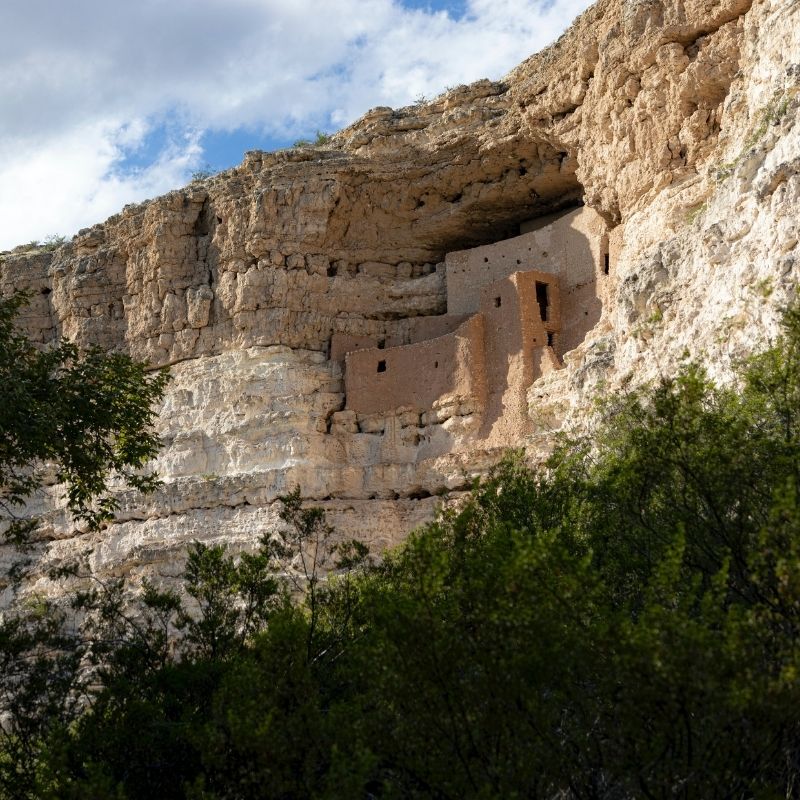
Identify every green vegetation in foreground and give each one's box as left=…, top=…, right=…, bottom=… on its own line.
left=2, top=300, right=800, bottom=798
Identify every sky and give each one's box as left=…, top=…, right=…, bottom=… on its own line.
left=0, top=0, right=594, bottom=250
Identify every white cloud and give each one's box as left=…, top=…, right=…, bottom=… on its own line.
left=0, top=0, right=594, bottom=249
left=0, top=122, right=203, bottom=247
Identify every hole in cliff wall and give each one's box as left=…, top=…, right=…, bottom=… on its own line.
left=377, top=360, right=387, bottom=373
left=494, top=296, right=502, bottom=308
left=604, top=252, right=610, bottom=275
left=377, top=338, right=385, bottom=349
left=547, top=332, right=555, bottom=347
left=327, top=264, right=337, bottom=277
left=194, top=197, right=211, bottom=238
left=40, top=287, right=51, bottom=296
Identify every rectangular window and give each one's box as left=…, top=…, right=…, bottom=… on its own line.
left=377, top=360, right=387, bottom=373
left=535, top=282, right=549, bottom=322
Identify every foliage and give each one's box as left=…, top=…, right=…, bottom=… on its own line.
left=292, top=131, right=332, bottom=148
left=5, top=303, right=800, bottom=797
left=41, top=234, right=67, bottom=251
left=18, top=235, right=67, bottom=252
left=0, top=292, right=170, bottom=547
left=190, top=167, right=217, bottom=182
left=0, top=292, right=170, bottom=799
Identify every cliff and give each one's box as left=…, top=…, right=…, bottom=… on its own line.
left=1, top=0, right=798, bottom=594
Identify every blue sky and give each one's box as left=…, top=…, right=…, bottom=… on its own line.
left=400, top=0, right=468, bottom=17
left=0, top=0, right=594, bottom=249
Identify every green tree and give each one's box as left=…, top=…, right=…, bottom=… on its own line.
left=0, top=291, right=169, bottom=546
left=0, top=291, right=169, bottom=800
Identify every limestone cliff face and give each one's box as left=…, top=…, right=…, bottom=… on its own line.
left=1, top=0, right=798, bottom=594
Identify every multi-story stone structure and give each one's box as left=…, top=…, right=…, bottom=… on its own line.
left=332, top=205, right=611, bottom=442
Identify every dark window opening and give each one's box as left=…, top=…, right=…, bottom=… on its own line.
left=434, top=360, right=439, bottom=368
left=377, top=339, right=385, bottom=350
left=516, top=259, right=521, bottom=265
left=327, top=264, right=337, bottom=277
left=604, top=252, right=610, bottom=275
left=484, top=257, right=489, bottom=263
left=216, top=216, right=223, bottom=224
left=494, top=296, right=502, bottom=308
left=536, top=281, right=550, bottom=322
left=377, top=360, right=387, bottom=373
left=547, top=332, right=555, bottom=347
left=40, top=287, right=51, bottom=296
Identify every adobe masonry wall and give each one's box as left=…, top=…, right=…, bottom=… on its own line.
left=478, top=270, right=562, bottom=440
left=341, top=205, right=611, bottom=419
left=344, top=314, right=487, bottom=415
left=445, top=205, right=608, bottom=357
left=343, top=270, right=561, bottom=417
left=330, top=315, right=469, bottom=367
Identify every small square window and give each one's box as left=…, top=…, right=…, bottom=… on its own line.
left=377, top=360, right=387, bottom=373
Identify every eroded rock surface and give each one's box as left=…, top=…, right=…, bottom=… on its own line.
left=1, top=0, right=798, bottom=595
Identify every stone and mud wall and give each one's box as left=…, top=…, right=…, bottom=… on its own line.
left=344, top=314, right=487, bottom=416
left=1, top=0, right=799, bottom=598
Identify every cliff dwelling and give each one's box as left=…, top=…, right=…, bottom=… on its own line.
left=332, top=205, right=612, bottom=442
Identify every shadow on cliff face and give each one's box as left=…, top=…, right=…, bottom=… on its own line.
left=316, top=137, right=584, bottom=264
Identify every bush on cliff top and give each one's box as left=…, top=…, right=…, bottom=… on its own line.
left=3, top=299, right=800, bottom=798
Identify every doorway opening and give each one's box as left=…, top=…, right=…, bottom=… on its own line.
left=535, top=281, right=550, bottom=322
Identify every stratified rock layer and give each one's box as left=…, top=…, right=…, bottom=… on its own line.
left=1, top=0, right=798, bottom=594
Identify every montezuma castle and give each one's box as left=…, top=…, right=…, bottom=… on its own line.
left=331, top=205, right=616, bottom=446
